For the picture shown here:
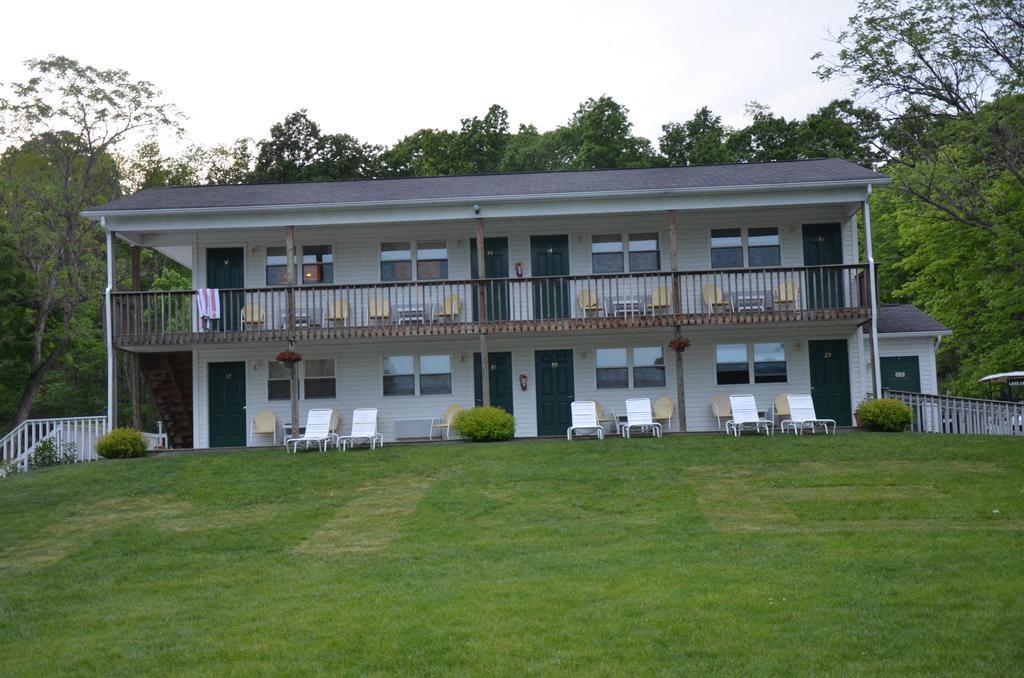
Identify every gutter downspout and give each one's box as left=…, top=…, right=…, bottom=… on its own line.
left=104, top=223, right=115, bottom=432
left=864, top=186, right=882, bottom=398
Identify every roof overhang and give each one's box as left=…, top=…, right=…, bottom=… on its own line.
left=876, top=330, right=953, bottom=339
left=83, top=178, right=889, bottom=233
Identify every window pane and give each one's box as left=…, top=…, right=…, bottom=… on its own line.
left=383, top=375, right=415, bottom=396
left=381, top=242, right=411, bottom=260
left=716, top=343, right=749, bottom=385
left=268, top=380, right=290, bottom=401
left=596, top=348, right=627, bottom=369
left=592, top=252, right=625, bottom=273
left=754, top=342, right=787, bottom=383
left=381, top=260, right=412, bottom=281
left=592, top=234, right=623, bottom=254
left=711, top=229, right=742, bottom=248
left=629, top=251, right=660, bottom=272
left=747, top=228, right=779, bottom=247
left=266, top=247, right=288, bottom=265
left=596, top=367, right=629, bottom=389
left=301, top=245, right=333, bottom=284
left=420, top=373, right=452, bottom=395
left=628, top=233, right=658, bottom=252
left=748, top=246, right=781, bottom=267
left=633, top=366, right=666, bottom=387
left=269, top=361, right=291, bottom=379
left=267, top=247, right=289, bottom=286
left=383, top=355, right=414, bottom=376
left=416, top=259, right=448, bottom=280
left=304, top=359, right=334, bottom=379
left=420, top=354, right=450, bottom=375
left=304, top=378, right=336, bottom=399
left=633, top=347, right=663, bottom=367
left=417, top=241, right=447, bottom=260
left=711, top=248, right=744, bottom=269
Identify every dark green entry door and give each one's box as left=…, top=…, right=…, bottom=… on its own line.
left=470, top=237, right=510, bottom=321
left=531, top=235, right=570, bottom=320
left=808, top=339, right=852, bottom=426
left=802, top=223, right=843, bottom=309
left=474, top=352, right=514, bottom=415
left=209, top=361, right=246, bottom=448
left=206, top=247, right=244, bottom=331
left=535, top=349, right=574, bottom=436
left=881, top=356, right=922, bottom=393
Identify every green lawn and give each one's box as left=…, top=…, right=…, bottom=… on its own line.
left=1, top=434, right=1022, bottom=675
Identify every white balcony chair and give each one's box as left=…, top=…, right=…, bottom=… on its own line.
left=622, top=398, right=662, bottom=439
left=249, top=410, right=277, bottom=445
left=285, top=408, right=334, bottom=453
left=725, top=394, right=774, bottom=436
left=337, top=408, right=384, bottom=450
left=782, top=394, right=836, bottom=435
left=567, top=401, right=604, bottom=440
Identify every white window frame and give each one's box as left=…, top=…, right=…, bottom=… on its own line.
left=382, top=354, right=453, bottom=397
left=590, top=232, right=662, bottom=274
left=708, top=227, right=782, bottom=269
left=713, top=342, right=790, bottom=385
left=595, top=346, right=666, bottom=389
left=379, top=241, right=450, bottom=282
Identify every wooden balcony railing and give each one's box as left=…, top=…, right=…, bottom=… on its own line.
left=110, top=264, right=869, bottom=346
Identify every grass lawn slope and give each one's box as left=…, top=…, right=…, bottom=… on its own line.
left=0, top=434, right=1022, bottom=675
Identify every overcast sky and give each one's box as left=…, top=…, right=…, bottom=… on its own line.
left=2, top=0, right=862, bottom=150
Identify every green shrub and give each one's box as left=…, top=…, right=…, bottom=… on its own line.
left=96, top=427, right=148, bottom=459
left=856, top=398, right=913, bottom=432
left=454, top=406, right=515, bottom=442
left=30, top=437, right=77, bottom=469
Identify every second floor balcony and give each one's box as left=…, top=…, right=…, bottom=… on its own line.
left=110, top=264, right=871, bottom=348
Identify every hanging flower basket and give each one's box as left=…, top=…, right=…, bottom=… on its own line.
left=275, top=350, right=303, bottom=363
left=668, top=337, right=690, bottom=353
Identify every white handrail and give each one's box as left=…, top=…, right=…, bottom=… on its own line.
left=884, top=390, right=1024, bottom=436
left=0, top=416, right=109, bottom=465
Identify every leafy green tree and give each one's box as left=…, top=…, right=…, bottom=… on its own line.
left=660, top=107, right=733, bottom=166
left=726, top=102, right=801, bottom=162
left=0, top=56, right=181, bottom=425
left=558, top=96, right=658, bottom=169
left=499, top=124, right=564, bottom=172
left=250, top=110, right=379, bottom=182
left=797, top=99, right=885, bottom=167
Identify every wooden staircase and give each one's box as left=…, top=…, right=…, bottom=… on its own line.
left=139, top=352, right=193, bottom=448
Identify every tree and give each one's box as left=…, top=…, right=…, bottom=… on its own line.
left=250, top=110, right=379, bottom=182
left=499, top=124, right=564, bottom=172
left=558, top=96, right=658, bottom=169
left=726, top=102, right=801, bottom=162
left=660, top=107, right=733, bottom=166
left=797, top=99, right=886, bottom=168
left=0, top=56, right=182, bottom=426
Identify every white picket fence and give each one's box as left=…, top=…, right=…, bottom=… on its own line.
left=0, top=416, right=110, bottom=476
left=884, top=390, right=1024, bottom=436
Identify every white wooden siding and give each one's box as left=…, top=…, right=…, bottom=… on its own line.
left=868, top=335, right=941, bottom=395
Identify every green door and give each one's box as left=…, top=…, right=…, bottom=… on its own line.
left=474, top=352, right=514, bottom=416
left=808, top=339, right=852, bottom=426
left=209, top=361, right=246, bottom=448
left=531, top=235, right=570, bottom=320
left=535, top=349, right=574, bottom=436
left=470, top=237, right=510, bottom=321
left=206, top=247, right=244, bottom=331
left=802, top=223, right=843, bottom=309
left=881, top=356, right=922, bottom=393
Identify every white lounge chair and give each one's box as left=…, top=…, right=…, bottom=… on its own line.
left=285, top=408, right=334, bottom=452
left=725, top=395, right=774, bottom=436
left=782, top=394, right=836, bottom=435
left=567, top=401, right=605, bottom=440
left=622, top=398, right=662, bottom=438
left=336, top=408, right=384, bottom=450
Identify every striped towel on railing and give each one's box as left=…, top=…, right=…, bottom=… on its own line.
left=196, top=289, right=221, bottom=323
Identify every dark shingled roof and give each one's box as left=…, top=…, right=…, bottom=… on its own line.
left=86, top=158, right=887, bottom=213
left=875, top=304, right=950, bottom=334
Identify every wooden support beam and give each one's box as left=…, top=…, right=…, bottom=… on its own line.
left=286, top=225, right=299, bottom=435
left=475, top=218, right=490, bottom=407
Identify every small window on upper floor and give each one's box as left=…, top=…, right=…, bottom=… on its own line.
left=381, top=242, right=412, bottom=282
left=628, top=233, right=660, bottom=272
left=301, top=245, right=333, bottom=285
left=747, top=228, right=781, bottom=267
left=710, top=229, right=744, bottom=269
left=266, top=247, right=289, bottom=286
left=592, top=235, right=624, bottom=274
left=416, top=241, right=449, bottom=280
left=711, top=227, right=781, bottom=269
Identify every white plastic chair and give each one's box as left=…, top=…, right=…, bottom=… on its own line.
left=623, top=398, right=662, bottom=438
left=725, top=395, right=774, bottom=436
left=567, top=401, right=605, bottom=440
left=782, top=394, right=836, bottom=435
left=285, top=409, right=334, bottom=452
left=336, top=408, right=384, bottom=450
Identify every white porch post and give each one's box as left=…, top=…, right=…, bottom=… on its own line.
left=863, top=186, right=882, bottom=398
left=476, top=217, right=490, bottom=407
left=104, top=224, right=116, bottom=431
